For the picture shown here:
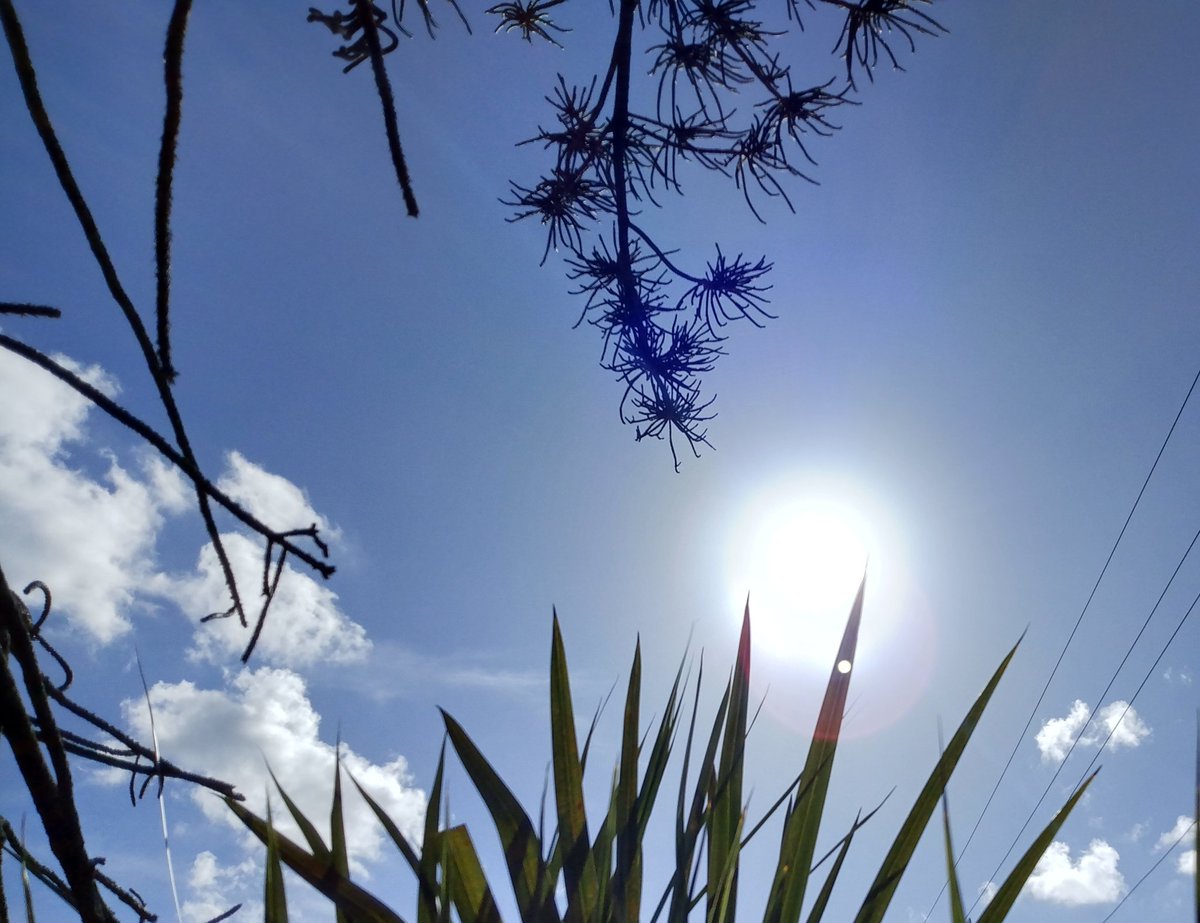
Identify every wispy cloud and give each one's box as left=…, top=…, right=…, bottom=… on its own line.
left=1162, top=666, right=1193, bottom=686
left=339, top=639, right=544, bottom=702
left=977, top=880, right=997, bottom=907
left=1034, top=700, right=1150, bottom=764
left=1025, top=839, right=1125, bottom=906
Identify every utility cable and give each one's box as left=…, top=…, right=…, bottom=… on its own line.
left=965, top=535, right=1200, bottom=918
left=1098, top=819, right=1196, bottom=922
left=925, top=363, right=1200, bottom=919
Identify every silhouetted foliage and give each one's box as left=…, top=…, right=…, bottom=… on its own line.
left=486, top=0, right=943, bottom=467
left=0, top=1, right=944, bottom=917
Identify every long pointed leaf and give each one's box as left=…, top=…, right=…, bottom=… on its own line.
left=940, top=794, right=968, bottom=923
left=706, top=606, right=751, bottom=923
left=550, top=613, right=598, bottom=923
left=853, top=635, right=1023, bottom=923
left=442, top=710, right=559, bottom=923
left=331, top=747, right=350, bottom=923
left=765, top=575, right=865, bottom=923
left=803, top=812, right=860, bottom=923
left=266, top=764, right=330, bottom=861
left=612, top=638, right=642, bottom=923
left=443, top=826, right=502, bottom=923
left=977, top=770, right=1098, bottom=923
left=227, top=798, right=407, bottom=923
left=264, top=799, right=289, bottom=923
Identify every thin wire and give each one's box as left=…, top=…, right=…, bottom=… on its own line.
left=1098, top=819, right=1196, bottom=922
left=966, top=549, right=1200, bottom=919
left=926, top=363, right=1200, bottom=919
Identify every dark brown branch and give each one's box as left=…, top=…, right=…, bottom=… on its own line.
left=0, top=565, right=117, bottom=922
left=0, top=0, right=246, bottom=625
left=0, top=334, right=335, bottom=579
left=155, top=0, right=194, bottom=384
left=0, top=302, right=60, bottom=317
left=357, top=0, right=420, bottom=216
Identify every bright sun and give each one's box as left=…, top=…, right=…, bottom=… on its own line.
left=727, top=485, right=879, bottom=672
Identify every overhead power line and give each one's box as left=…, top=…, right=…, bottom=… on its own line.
left=926, top=363, right=1200, bottom=919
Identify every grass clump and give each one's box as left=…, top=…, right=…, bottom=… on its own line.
left=230, top=579, right=1096, bottom=923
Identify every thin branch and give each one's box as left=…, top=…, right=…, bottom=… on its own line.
left=0, top=302, right=60, bottom=317
left=0, top=0, right=246, bottom=624
left=155, top=0, right=194, bottom=383
left=357, top=0, right=420, bottom=216
left=0, top=334, right=335, bottom=579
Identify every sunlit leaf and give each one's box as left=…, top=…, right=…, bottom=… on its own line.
left=853, top=635, right=1023, bottom=923
left=977, top=770, right=1097, bottom=923
left=442, top=710, right=558, bottom=923
left=764, top=576, right=865, bottom=923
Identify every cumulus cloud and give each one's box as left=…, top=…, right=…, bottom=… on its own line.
left=1155, top=816, right=1197, bottom=876
left=217, top=451, right=339, bottom=542
left=977, top=881, right=997, bottom=907
left=160, top=531, right=369, bottom=668
left=181, top=851, right=260, bottom=923
left=1035, top=700, right=1090, bottom=764
left=0, top=351, right=189, bottom=642
left=120, top=667, right=425, bottom=868
left=1034, top=700, right=1150, bottom=764
left=1026, top=839, right=1124, bottom=906
left=1088, top=701, right=1150, bottom=751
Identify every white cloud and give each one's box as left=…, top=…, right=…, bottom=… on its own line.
left=1084, top=701, right=1149, bottom=751
left=181, top=850, right=260, bottom=923
left=120, top=667, right=425, bottom=869
left=160, top=531, right=369, bottom=668
left=1026, top=839, right=1125, bottom=906
left=217, top=451, right=339, bottom=543
left=977, top=880, right=997, bottom=907
left=0, top=352, right=188, bottom=642
left=1034, top=700, right=1151, bottom=764
left=1155, top=816, right=1197, bottom=876
left=1035, top=700, right=1090, bottom=764
left=1162, top=666, right=1193, bottom=686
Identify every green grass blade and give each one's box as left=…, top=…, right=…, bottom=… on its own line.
left=443, top=826, right=502, bottom=923
left=264, top=799, right=289, bottom=923
left=803, top=812, right=860, bottom=923
left=940, top=794, right=968, bottom=923
left=977, top=770, right=1098, bottom=923
left=266, top=764, right=330, bottom=861
left=667, top=660, right=729, bottom=923
left=550, top=613, right=598, bottom=923
left=853, top=635, right=1022, bottom=923
left=419, top=743, right=448, bottom=923
left=764, top=575, right=865, bottom=923
left=442, top=709, right=559, bottom=923
left=227, top=797, right=407, bottom=923
left=705, top=811, right=745, bottom=923
left=612, top=638, right=642, bottom=923
left=706, top=605, right=750, bottom=923
left=332, top=746, right=350, bottom=923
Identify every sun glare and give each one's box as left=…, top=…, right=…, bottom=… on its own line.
left=728, top=483, right=881, bottom=673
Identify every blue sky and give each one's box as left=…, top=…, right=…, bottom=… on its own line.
left=1, top=2, right=1198, bottom=921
